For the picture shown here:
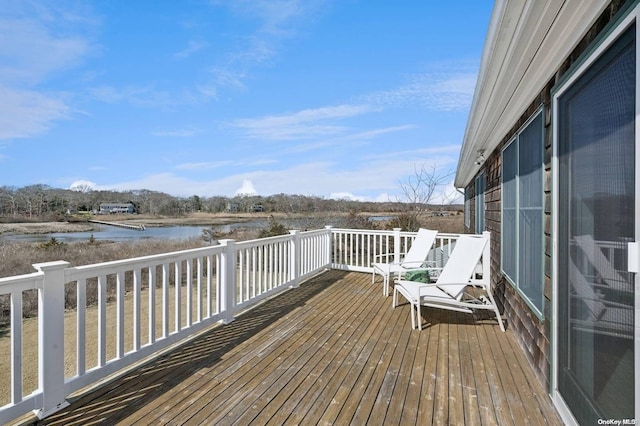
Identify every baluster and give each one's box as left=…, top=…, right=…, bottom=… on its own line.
left=116, top=271, right=125, bottom=359
left=77, top=278, right=86, bottom=376
left=10, top=290, right=23, bottom=404
left=186, top=259, right=192, bottom=328
left=133, top=268, right=141, bottom=351
left=98, top=274, right=107, bottom=367
left=148, top=266, right=156, bottom=344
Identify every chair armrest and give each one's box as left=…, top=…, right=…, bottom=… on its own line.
left=397, top=261, right=425, bottom=267
left=372, top=252, right=397, bottom=262
left=396, top=261, right=439, bottom=268
left=396, top=279, right=446, bottom=291
left=396, top=265, right=443, bottom=274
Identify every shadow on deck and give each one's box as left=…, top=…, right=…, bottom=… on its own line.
left=21, top=270, right=561, bottom=425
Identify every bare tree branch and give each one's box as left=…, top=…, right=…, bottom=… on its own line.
left=393, top=163, right=455, bottom=231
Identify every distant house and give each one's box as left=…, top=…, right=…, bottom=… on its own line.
left=225, top=202, right=239, bottom=213
left=99, top=203, right=135, bottom=214
left=456, top=1, right=638, bottom=424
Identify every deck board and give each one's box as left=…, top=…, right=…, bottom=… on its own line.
left=434, top=309, right=450, bottom=423
left=447, top=310, right=465, bottom=426
left=400, top=318, right=429, bottom=424
left=22, top=270, right=562, bottom=426
left=458, top=313, right=481, bottom=424
left=466, top=314, right=499, bottom=426
left=269, top=276, right=379, bottom=425
left=418, top=308, right=440, bottom=424
left=381, top=310, right=416, bottom=425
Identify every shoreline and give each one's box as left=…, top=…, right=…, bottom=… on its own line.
left=0, top=212, right=294, bottom=236
left=0, top=222, right=96, bottom=235
left=0, top=211, right=463, bottom=237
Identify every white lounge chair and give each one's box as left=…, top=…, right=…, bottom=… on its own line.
left=372, top=228, right=438, bottom=297
left=573, top=234, right=633, bottom=294
left=393, top=232, right=505, bottom=331
left=568, top=257, right=633, bottom=340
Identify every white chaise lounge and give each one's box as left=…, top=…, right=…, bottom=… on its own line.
left=372, top=228, right=438, bottom=297
left=393, top=232, right=505, bottom=331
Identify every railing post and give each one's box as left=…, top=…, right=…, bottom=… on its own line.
left=393, top=228, right=402, bottom=263
left=289, top=230, right=301, bottom=287
left=219, top=239, right=236, bottom=324
left=33, top=261, right=71, bottom=419
left=324, top=226, right=333, bottom=268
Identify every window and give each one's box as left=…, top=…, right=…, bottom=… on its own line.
left=475, top=172, right=485, bottom=233
left=501, top=111, right=544, bottom=315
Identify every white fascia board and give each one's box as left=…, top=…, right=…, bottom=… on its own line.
left=455, top=0, right=610, bottom=188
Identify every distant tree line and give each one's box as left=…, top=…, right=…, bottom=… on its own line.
left=0, top=184, right=460, bottom=221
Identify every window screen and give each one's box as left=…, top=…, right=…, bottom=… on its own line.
left=501, top=112, right=544, bottom=314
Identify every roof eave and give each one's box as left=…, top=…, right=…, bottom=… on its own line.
left=455, top=0, right=610, bottom=189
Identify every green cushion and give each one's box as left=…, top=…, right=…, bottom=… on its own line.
left=404, top=269, right=430, bottom=283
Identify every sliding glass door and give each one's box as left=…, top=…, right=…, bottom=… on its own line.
left=556, top=23, right=636, bottom=424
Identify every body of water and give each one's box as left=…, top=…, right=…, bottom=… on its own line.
left=368, top=215, right=397, bottom=221
left=0, top=215, right=383, bottom=243
left=0, top=220, right=269, bottom=243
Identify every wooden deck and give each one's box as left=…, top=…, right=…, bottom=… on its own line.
left=24, top=270, right=561, bottom=425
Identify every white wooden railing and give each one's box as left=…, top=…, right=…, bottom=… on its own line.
left=0, top=227, right=460, bottom=423
left=330, top=228, right=460, bottom=272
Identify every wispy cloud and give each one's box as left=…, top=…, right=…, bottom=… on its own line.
left=176, top=160, right=234, bottom=171
left=0, top=1, right=95, bottom=140
left=209, top=68, right=248, bottom=91
left=205, top=0, right=327, bottom=91
left=335, top=125, right=416, bottom=142
left=363, top=63, right=478, bottom=112
left=176, top=158, right=276, bottom=171
left=362, top=145, right=461, bottom=178
left=286, top=125, right=416, bottom=153
left=230, top=104, right=373, bottom=140
left=152, top=127, right=202, bottom=138
left=196, top=84, right=218, bottom=100
left=173, top=40, right=208, bottom=59
left=88, top=85, right=206, bottom=108
left=0, top=9, right=92, bottom=85
left=89, top=85, right=159, bottom=105
left=0, top=87, right=70, bottom=139
left=215, top=0, right=327, bottom=36
left=364, top=144, right=461, bottom=162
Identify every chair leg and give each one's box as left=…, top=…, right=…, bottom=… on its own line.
left=494, top=307, right=505, bottom=332
left=485, top=290, right=506, bottom=332
left=416, top=303, right=422, bottom=330
left=394, top=287, right=414, bottom=329
left=384, top=275, right=389, bottom=297
left=413, top=304, right=419, bottom=329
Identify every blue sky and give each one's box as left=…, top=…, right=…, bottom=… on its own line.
left=0, top=0, right=493, bottom=202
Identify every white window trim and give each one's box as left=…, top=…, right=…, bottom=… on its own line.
left=464, top=189, right=471, bottom=229
left=500, top=108, right=545, bottom=318
left=475, top=172, right=485, bottom=234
